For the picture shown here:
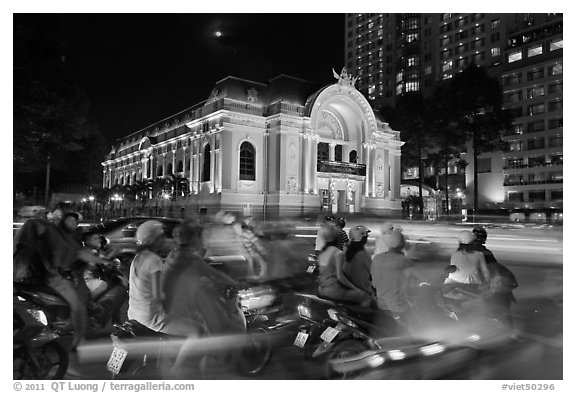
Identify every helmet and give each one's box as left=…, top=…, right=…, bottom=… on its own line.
left=318, top=224, right=340, bottom=244
left=472, top=225, right=488, bottom=243
left=136, top=220, right=165, bottom=246
left=380, top=221, right=394, bottom=234
left=336, top=217, right=346, bottom=229
left=349, top=225, right=371, bottom=242
left=241, top=217, right=255, bottom=230
left=324, top=215, right=336, bottom=222
left=383, top=230, right=405, bottom=250
left=458, top=230, right=475, bottom=245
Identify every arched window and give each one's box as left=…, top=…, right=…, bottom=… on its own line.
left=167, top=163, right=173, bottom=175
left=202, top=144, right=211, bottom=182
left=157, top=165, right=163, bottom=177
left=239, top=142, right=256, bottom=181
left=176, top=160, right=184, bottom=173
left=349, top=150, right=358, bottom=163
left=132, top=173, right=137, bottom=184
left=119, top=176, right=123, bottom=185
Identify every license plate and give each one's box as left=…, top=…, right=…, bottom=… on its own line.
left=106, top=346, right=128, bottom=374
left=306, top=265, right=316, bottom=274
left=293, top=331, right=309, bottom=348
left=320, top=326, right=340, bottom=342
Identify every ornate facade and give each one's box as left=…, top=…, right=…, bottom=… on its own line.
left=102, top=71, right=404, bottom=218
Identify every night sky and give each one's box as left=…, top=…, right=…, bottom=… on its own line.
left=53, top=14, right=344, bottom=144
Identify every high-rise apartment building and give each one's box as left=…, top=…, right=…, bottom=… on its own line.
left=346, top=13, right=563, bottom=219
left=500, top=15, right=562, bottom=217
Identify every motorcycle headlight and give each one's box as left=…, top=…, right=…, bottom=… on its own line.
left=297, top=304, right=312, bottom=319
left=419, top=343, right=445, bottom=356
left=27, top=309, right=48, bottom=326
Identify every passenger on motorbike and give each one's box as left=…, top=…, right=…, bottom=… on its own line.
left=472, top=225, right=517, bottom=328
left=127, top=220, right=201, bottom=336
left=343, top=225, right=375, bottom=303
left=240, top=217, right=268, bottom=280
left=82, top=230, right=128, bottom=327
left=13, top=212, right=104, bottom=350
left=371, top=230, right=419, bottom=322
left=314, top=215, right=336, bottom=255
left=444, top=231, right=491, bottom=293
left=317, top=225, right=371, bottom=306
left=335, top=217, right=350, bottom=252
left=163, top=219, right=245, bottom=376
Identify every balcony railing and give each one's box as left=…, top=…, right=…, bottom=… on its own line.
left=503, top=161, right=563, bottom=170
left=504, top=178, right=563, bottom=186
left=317, top=161, right=367, bottom=176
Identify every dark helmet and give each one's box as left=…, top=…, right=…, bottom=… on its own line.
left=472, top=225, right=488, bottom=243
left=336, top=217, right=346, bottom=229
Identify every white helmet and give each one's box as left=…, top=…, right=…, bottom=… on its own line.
left=136, top=220, right=165, bottom=246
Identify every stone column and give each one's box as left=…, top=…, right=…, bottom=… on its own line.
left=329, top=142, right=336, bottom=161
left=172, top=149, right=176, bottom=175
left=302, top=135, right=308, bottom=192
left=311, top=137, right=318, bottom=194
left=390, top=152, right=400, bottom=200
left=383, top=149, right=390, bottom=199
left=210, top=135, right=216, bottom=192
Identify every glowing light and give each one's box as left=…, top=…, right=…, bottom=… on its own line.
left=215, top=31, right=222, bottom=37
left=88, top=196, right=95, bottom=202
left=387, top=350, right=406, bottom=360
left=366, top=354, right=386, bottom=367
left=420, top=343, right=445, bottom=356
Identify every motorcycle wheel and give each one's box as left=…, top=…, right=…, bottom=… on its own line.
left=14, top=342, right=69, bottom=380
left=237, top=326, right=272, bottom=376
left=324, top=339, right=370, bottom=380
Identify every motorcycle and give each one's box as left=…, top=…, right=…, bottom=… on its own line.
left=13, top=291, right=69, bottom=379
left=13, top=261, right=128, bottom=339
left=107, top=286, right=273, bottom=379
left=291, top=292, right=402, bottom=378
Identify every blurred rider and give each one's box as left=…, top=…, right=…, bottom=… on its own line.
left=472, top=225, right=518, bottom=328
left=314, top=215, right=336, bottom=254
left=127, top=220, right=200, bottom=338
left=163, top=219, right=245, bottom=376
left=240, top=217, right=268, bottom=279
left=373, top=222, right=398, bottom=257
left=343, top=225, right=375, bottom=302
left=317, top=224, right=370, bottom=306
left=371, top=231, right=421, bottom=321
left=444, top=231, right=491, bottom=291
left=335, top=217, right=350, bottom=251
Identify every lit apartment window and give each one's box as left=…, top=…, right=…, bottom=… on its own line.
left=406, top=32, right=419, bottom=42
left=508, top=50, right=522, bottom=63
left=509, top=141, right=522, bottom=151
left=512, top=124, right=523, bottom=135
left=527, top=45, right=543, bottom=57
left=441, top=37, right=450, bottom=46
left=491, top=47, right=501, bottom=57
left=424, top=65, right=432, bottom=75
left=527, top=85, right=545, bottom=99
left=548, top=63, right=562, bottom=76
left=368, top=85, right=376, bottom=94
left=406, top=81, right=420, bottom=92
left=442, top=13, right=451, bottom=21
left=549, top=38, right=563, bottom=51
left=442, top=61, right=453, bottom=72
left=528, top=103, right=545, bottom=116
left=490, top=19, right=500, bottom=29
left=396, top=72, right=403, bottom=83
left=396, top=84, right=404, bottom=95
left=408, top=56, right=418, bottom=66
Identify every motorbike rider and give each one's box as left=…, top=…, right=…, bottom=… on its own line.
left=373, top=222, right=398, bottom=257
left=371, top=230, right=422, bottom=322
left=13, top=212, right=104, bottom=350
left=444, top=231, right=491, bottom=292
left=314, top=215, right=336, bottom=254
left=317, top=224, right=371, bottom=306
left=472, top=225, right=518, bottom=328
left=240, top=217, right=268, bottom=280
left=335, top=217, right=350, bottom=252
left=127, top=220, right=201, bottom=336
left=82, top=230, right=128, bottom=326
left=163, top=219, right=246, bottom=377
left=343, top=225, right=375, bottom=303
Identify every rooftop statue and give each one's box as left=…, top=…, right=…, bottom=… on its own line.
left=332, top=67, right=358, bottom=87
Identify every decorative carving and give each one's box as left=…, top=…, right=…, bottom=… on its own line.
left=287, top=177, right=298, bottom=194
left=320, top=110, right=344, bottom=140
left=247, top=88, right=259, bottom=103
left=376, top=183, right=385, bottom=198
left=376, top=156, right=383, bottom=172
left=332, top=67, right=358, bottom=87
left=288, top=143, right=297, bottom=161
left=206, top=88, right=219, bottom=104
